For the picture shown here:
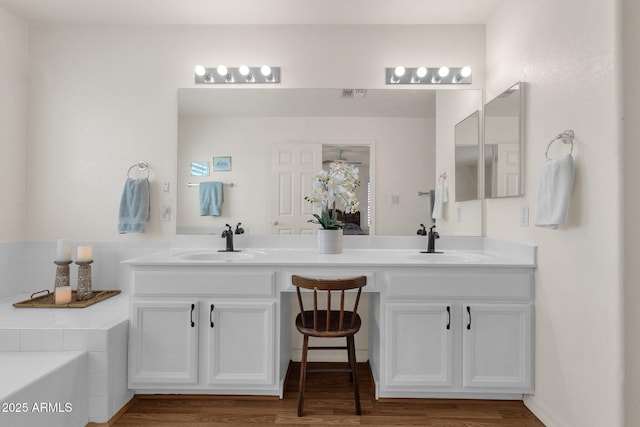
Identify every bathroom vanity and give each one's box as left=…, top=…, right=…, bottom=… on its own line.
left=124, top=237, right=535, bottom=400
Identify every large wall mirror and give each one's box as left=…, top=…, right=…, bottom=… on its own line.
left=484, top=82, right=525, bottom=198
left=177, top=88, right=482, bottom=236
left=454, top=110, right=480, bottom=202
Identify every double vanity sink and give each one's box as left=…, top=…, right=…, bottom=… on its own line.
left=124, top=236, right=536, bottom=400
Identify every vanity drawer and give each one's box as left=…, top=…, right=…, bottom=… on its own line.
left=133, top=270, right=276, bottom=297
left=386, top=269, right=533, bottom=300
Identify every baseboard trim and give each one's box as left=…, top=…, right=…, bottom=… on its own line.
left=524, top=395, right=570, bottom=427
left=85, top=396, right=135, bottom=427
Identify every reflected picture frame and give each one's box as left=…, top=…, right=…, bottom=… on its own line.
left=213, top=156, right=232, bottom=171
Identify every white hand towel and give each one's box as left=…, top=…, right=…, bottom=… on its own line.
left=534, top=154, right=575, bottom=229
left=431, top=182, right=448, bottom=220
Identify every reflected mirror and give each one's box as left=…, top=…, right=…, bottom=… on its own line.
left=484, top=82, right=524, bottom=198
left=454, top=110, right=480, bottom=202
left=177, top=88, right=482, bottom=236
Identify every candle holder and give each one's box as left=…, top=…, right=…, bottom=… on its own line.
left=54, top=260, right=73, bottom=290
left=76, top=260, right=94, bottom=301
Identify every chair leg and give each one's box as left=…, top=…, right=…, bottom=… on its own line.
left=298, top=335, right=309, bottom=417
left=347, top=335, right=361, bottom=415
left=346, top=336, right=354, bottom=383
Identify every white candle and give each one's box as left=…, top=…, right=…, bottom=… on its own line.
left=55, top=239, right=72, bottom=262
left=55, top=286, right=72, bottom=305
left=77, top=246, right=93, bottom=262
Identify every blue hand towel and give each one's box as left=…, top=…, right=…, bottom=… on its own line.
left=535, top=154, right=575, bottom=229
left=199, top=181, right=223, bottom=216
left=118, top=178, right=150, bottom=233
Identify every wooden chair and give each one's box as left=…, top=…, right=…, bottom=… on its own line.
left=291, top=274, right=367, bottom=416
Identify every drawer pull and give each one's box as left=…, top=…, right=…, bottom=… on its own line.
left=466, top=306, right=471, bottom=330
left=210, top=304, right=215, bottom=328
left=446, top=306, right=451, bottom=330
left=190, top=303, right=195, bottom=327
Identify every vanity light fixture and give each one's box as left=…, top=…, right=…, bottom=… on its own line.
left=453, top=66, right=473, bottom=84
left=194, top=65, right=281, bottom=84
left=216, top=64, right=234, bottom=82
left=238, top=65, right=255, bottom=82
left=386, top=66, right=472, bottom=85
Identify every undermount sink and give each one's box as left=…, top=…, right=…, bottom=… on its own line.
left=407, top=252, right=488, bottom=263
left=176, top=250, right=264, bottom=262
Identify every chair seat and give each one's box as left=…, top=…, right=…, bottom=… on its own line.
left=296, top=310, right=361, bottom=338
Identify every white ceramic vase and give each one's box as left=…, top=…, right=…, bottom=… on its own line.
left=316, top=229, right=344, bottom=254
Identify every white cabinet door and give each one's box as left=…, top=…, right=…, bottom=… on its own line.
left=462, top=303, right=532, bottom=391
left=129, top=301, right=198, bottom=386
left=207, top=301, right=275, bottom=386
left=384, top=303, right=453, bottom=388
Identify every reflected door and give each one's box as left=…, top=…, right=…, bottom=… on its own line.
left=271, top=142, right=322, bottom=235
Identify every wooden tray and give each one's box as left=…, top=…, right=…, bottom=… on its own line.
left=13, top=290, right=121, bottom=308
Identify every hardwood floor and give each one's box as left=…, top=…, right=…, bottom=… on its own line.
left=114, top=362, right=545, bottom=426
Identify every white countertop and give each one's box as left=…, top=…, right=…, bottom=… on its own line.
left=123, top=247, right=535, bottom=268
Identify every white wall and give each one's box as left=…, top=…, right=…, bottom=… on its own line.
left=0, top=6, right=28, bottom=242
left=485, top=1, right=623, bottom=426
left=178, top=116, right=435, bottom=235
left=24, top=24, right=485, bottom=241
left=623, top=0, right=640, bottom=424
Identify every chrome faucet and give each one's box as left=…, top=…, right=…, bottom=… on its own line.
left=220, top=223, right=244, bottom=252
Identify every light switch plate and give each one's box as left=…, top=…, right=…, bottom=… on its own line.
left=160, top=206, right=170, bottom=222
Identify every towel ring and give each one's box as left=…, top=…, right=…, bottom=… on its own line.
left=127, top=161, right=150, bottom=179
left=545, top=130, right=574, bottom=159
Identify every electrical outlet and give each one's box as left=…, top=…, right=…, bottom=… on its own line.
left=160, top=206, right=171, bottom=222
left=520, top=206, right=529, bottom=227
left=162, top=182, right=170, bottom=194
left=390, top=195, right=400, bottom=205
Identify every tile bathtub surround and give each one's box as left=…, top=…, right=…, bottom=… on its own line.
left=0, top=293, right=133, bottom=423
left=0, top=240, right=169, bottom=297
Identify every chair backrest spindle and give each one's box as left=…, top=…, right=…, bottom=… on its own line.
left=296, top=287, right=306, bottom=328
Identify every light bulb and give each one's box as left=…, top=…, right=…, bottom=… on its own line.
left=460, top=66, right=472, bottom=77
left=416, top=67, right=427, bottom=78
left=394, top=66, right=406, bottom=77
left=194, top=65, right=206, bottom=77
left=438, top=67, right=450, bottom=78
left=239, top=65, right=250, bottom=76
left=217, top=65, right=228, bottom=76
left=260, top=65, right=272, bottom=77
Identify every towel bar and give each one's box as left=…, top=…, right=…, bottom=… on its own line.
left=188, top=182, right=234, bottom=187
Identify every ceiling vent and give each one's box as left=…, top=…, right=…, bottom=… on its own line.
left=342, top=89, right=367, bottom=99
